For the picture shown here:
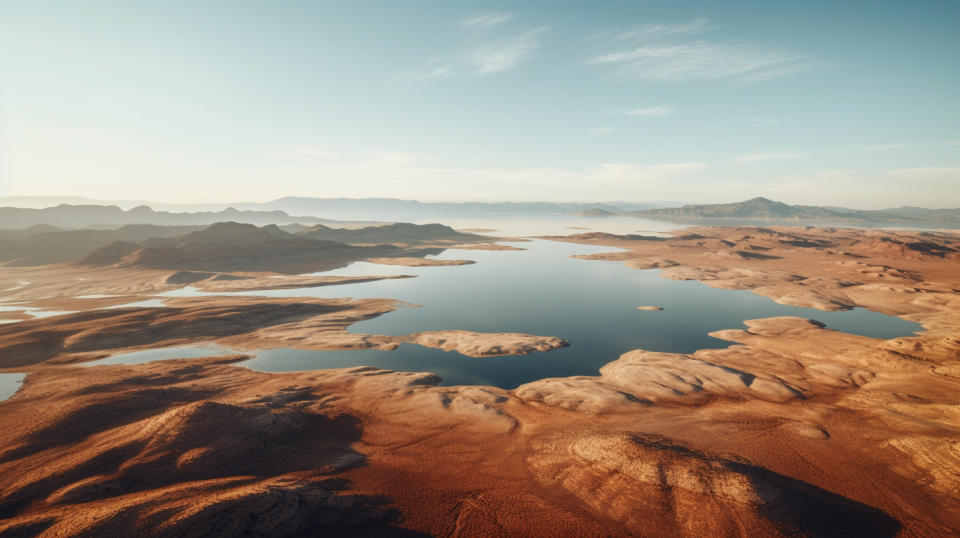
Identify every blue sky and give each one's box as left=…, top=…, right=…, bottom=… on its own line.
left=1, top=1, right=958, bottom=207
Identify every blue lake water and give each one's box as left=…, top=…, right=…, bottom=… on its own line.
left=0, top=373, right=25, bottom=402
left=98, top=238, right=921, bottom=389
left=86, top=345, right=231, bottom=367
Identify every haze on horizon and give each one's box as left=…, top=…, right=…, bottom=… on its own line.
left=0, top=1, right=958, bottom=209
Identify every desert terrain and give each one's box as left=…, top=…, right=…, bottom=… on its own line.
left=0, top=224, right=958, bottom=536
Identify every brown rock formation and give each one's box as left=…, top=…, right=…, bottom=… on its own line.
left=401, top=330, right=568, bottom=357
left=0, top=225, right=959, bottom=535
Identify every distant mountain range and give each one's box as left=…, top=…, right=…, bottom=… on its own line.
left=240, top=197, right=678, bottom=220
left=0, top=204, right=360, bottom=230
left=0, top=196, right=682, bottom=221
left=77, top=222, right=396, bottom=272
left=0, top=220, right=488, bottom=268
left=1, top=197, right=958, bottom=231
left=630, top=197, right=960, bottom=225
left=0, top=224, right=203, bottom=266
left=300, top=222, right=484, bottom=245
left=74, top=221, right=493, bottom=273
left=0, top=196, right=233, bottom=212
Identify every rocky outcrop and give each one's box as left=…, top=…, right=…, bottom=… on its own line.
left=0, top=297, right=399, bottom=367
left=74, top=222, right=419, bottom=273
left=528, top=431, right=900, bottom=536
left=1, top=225, right=960, bottom=535
left=0, top=359, right=415, bottom=536
left=401, top=330, right=568, bottom=357
left=193, top=274, right=413, bottom=292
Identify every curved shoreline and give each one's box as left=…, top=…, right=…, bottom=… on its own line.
left=0, top=225, right=958, bottom=534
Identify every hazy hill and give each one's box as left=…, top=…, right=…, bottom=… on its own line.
left=579, top=208, right=617, bottom=217
left=0, top=224, right=203, bottom=266
left=852, top=206, right=960, bottom=222
left=1, top=221, right=486, bottom=268
left=0, top=196, right=232, bottom=212
left=634, top=197, right=845, bottom=219
left=0, top=197, right=685, bottom=220
left=75, top=222, right=460, bottom=273
left=0, top=224, right=60, bottom=240
left=78, top=222, right=370, bottom=271
left=241, top=197, right=681, bottom=220
left=633, top=197, right=960, bottom=224
left=0, top=204, right=353, bottom=230
left=300, top=222, right=485, bottom=245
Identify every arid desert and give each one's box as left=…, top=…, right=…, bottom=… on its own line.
left=3, top=2, right=960, bottom=536
left=0, top=219, right=958, bottom=536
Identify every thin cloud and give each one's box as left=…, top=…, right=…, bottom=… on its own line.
left=586, top=18, right=813, bottom=84
left=409, top=14, right=541, bottom=80
left=736, top=152, right=807, bottom=164
left=422, top=65, right=453, bottom=80
left=588, top=127, right=614, bottom=136
left=889, top=166, right=960, bottom=180
left=863, top=142, right=911, bottom=151
left=606, top=17, right=713, bottom=42
left=933, top=140, right=960, bottom=147
left=469, top=28, right=545, bottom=75
left=750, top=116, right=779, bottom=124
left=266, top=156, right=708, bottom=200
left=617, top=105, right=676, bottom=117
left=641, top=162, right=708, bottom=174
left=275, top=147, right=340, bottom=161
left=462, top=12, right=513, bottom=29
left=401, top=58, right=455, bottom=81
left=588, top=42, right=811, bottom=83
left=371, top=151, right=420, bottom=165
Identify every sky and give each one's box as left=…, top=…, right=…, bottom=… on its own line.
left=0, top=1, right=958, bottom=208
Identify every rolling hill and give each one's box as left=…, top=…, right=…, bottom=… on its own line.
left=633, top=197, right=960, bottom=224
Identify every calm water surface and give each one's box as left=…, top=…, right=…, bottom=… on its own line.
left=101, top=238, right=921, bottom=388
left=0, top=373, right=25, bottom=402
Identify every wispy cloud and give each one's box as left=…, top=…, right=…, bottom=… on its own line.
left=933, top=140, right=960, bottom=147
left=588, top=127, right=614, bottom=136
left=589, top=43, right=810, bottom=83
left=408, top=59, right=453, bottom=81
left=635, top=162, right=708, bottom=175
left=462, top=12, right=513, bottom=29
left=862, top=142, right=911, bottom=151
left=750, top=116, right=779, bottom=124
left=586, top=18, right=812, bottom=84
left=469, top=28, right=545, bottom=75
left=407, top=13, right=544, bottom=79
left=275, top=147, right=341, bottom=161
left=602, top=17, right=713, bottom=42
left=371, top=151, right=420, bottom=165
left=736, top=152, right=807, bottom=164
left=265, top=153, right=708, bottom=201
left=617, top=105, right=676, bottom=117
left=888, top=166, right=960, bottom=181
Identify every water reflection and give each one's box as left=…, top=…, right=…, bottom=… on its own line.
left=111, top=239, right=920, bottom=389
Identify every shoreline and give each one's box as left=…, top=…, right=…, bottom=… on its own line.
left=0, top=224, right=958, bottom=534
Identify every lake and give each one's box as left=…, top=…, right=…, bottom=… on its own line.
left=97, top=236, right=921, bottom=389
left=0, top=373, right=25, bottom=402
